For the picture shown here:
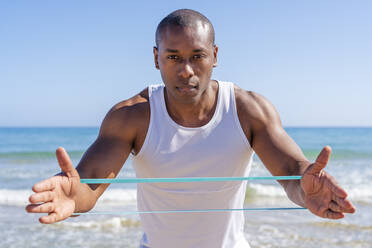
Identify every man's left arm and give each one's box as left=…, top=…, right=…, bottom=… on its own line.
left=235, top=88, right=356, bottom=219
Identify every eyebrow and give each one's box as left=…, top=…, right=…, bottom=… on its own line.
left=192, top=49, right=206, bottom=53
left=165, top=49, right=178, bottom=53
left=165, top=48, right=207, bottom=53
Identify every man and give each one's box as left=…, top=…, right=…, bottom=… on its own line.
left=26, top=9, right=355, bottom=248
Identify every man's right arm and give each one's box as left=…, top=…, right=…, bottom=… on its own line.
left=73, top=97, right=141, bottom=211
left=26, top=90, right=150, bottom=223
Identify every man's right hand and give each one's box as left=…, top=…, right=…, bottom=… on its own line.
left=26, top=147, right=80, bottom=224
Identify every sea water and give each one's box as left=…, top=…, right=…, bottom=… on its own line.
left=1, top=127, right=371, bottom=247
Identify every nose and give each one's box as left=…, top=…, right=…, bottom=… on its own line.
left=178, top=62, right=194, bottom=79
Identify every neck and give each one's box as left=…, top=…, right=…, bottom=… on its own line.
left=164, top=80, right=219, bottom=128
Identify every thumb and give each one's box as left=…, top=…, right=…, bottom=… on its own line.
left=306, top=146, right=332, bottom=175
left=56, top=147, right=79, bottom=178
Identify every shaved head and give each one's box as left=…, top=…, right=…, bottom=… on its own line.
left=155, top=9, right=215, bottom=47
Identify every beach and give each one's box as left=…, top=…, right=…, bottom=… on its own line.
left=1, top=127, right=371, bottom=247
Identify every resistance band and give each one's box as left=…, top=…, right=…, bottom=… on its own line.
left=80, top=175, right=302, bottom=184
left=73, top=208, right=305, bottom=216
left=76, top=176, right=306, bottom=215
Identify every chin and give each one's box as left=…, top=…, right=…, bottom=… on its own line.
left=170, top=88, right=200, bottom=104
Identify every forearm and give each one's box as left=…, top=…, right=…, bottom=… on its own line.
left=72, top=182, right=99, bottom=213
left=284, top=180, right=306, bottom=208
left=283, top=160, right=311, bottom=208
left=72, top=138, right=131, bottom=212
left=55, top=171, right=99, bottom=213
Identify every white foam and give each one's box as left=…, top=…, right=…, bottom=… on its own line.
left=346, top=184, right=372, bottom=203
left=54, top=217, right=141, bottom=230
left=248, top=183, right=372, bottom=203
left=0, top=188, right=137, bottom=207
left=97, top=189, right=137, bottom=204
left=248, top=184, right=287, bottom=197
left=0, top=189, right=32, bottom=206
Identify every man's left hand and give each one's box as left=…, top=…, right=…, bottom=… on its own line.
left=301, top=146, right=356, bottom=219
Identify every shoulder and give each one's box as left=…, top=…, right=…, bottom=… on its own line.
left=109, top=88, right=149, bottom=120
left=233, top=84, right=281, bottom=133
left=98, top=88, right=150, bottom=141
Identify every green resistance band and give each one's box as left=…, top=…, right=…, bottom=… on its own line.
left=75, top=176, right=306, bottom=215
left=80, top=175, right=302, bottom=184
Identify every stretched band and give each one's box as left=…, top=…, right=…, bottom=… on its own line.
left=73, top=207, right=306, bottom=216
left=77, top=176, right=304, bottom=215
left=80, top=175, right=302, bottom=184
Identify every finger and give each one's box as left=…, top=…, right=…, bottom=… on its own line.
left=331, top=195, right=356, bottom=213
left=328, top=201, right=343, bottom=213
left=39, top=212, right=60, bottom=224
left=56, top=147, right=79, bottom=178
left=324, top=209, right=344, bottom=219
left=26, top=202, right=55, bottom=213
left=32, top=178, right=56, bottom=193
left=40, top=211, right=69, bottom=224
left=328, top=178, right=348, bottom=198
left=29, top=191, right=54, bottom=204
left=307, top=146, right=332, bottom=174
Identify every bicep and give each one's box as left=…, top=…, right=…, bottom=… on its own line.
left=77, top=136, right=132, bottom=180
left=76, top=107, right=137, bottom=197
left=253, top=124, right=308, bottom=176
left=249, top=96, right=309, bottom=180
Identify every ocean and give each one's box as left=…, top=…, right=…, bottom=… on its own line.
left=1, top=127, right=371, bottom=247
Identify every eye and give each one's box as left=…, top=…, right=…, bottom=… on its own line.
left=193, top=54, right=205, bottom=60
left=167, top=55, right=179, bottom=60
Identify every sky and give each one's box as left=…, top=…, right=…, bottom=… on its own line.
left=1, top=0, right=371, bottom=127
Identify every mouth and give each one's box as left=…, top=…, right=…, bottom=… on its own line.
left=176, top=85, right=198, bottom=93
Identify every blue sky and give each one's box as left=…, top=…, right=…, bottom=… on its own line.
left=1, top=1, right=371, bottom=127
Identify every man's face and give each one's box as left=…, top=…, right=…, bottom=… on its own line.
left=153, top=23, right=218, bottom=104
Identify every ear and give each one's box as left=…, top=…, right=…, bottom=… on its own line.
left=153, top=46, right=160, bottom=70
left=212, top=44, right=218, bottom=68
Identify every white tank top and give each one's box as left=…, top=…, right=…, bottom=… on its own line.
left=132, top=81, right=254, bottom=248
